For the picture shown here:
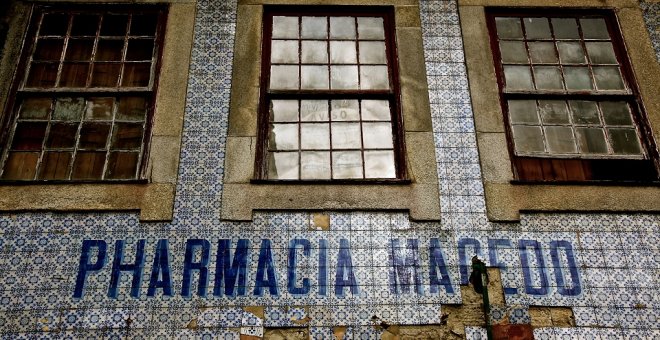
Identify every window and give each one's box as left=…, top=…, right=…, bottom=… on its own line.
left=487, top=9, right=658, bottom=181
left=0, top=6, right=165, bottom=181
left=255, top=6, right=405, bottom=181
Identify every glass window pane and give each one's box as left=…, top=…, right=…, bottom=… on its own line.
left=499, top=41, right=528, bottom=63
left=331, top=100, right=359, bottom=121
left=38, top=151, right=72, bottom=180
left=34, top=39, right=64, bottom=61
left=330, top=65, right=358, bottom=89
left=2, top=152, right=39, bottom=180
left=545, top=126, right=577, bottom=153
left=301, top=100, right=328, bottom=121
left=300, top=123, right=330, bottom=149
left=523, top=17, right=551, bottom=39
left=79, top=122, right=111, bottom=149
left=569, top=101, right=600, bottom=125
left=557, top=42, right=586, bottom=64
left=576, top=128, right=608, bottom=154
left=332, top=151, right=362, bottom=179
left=117, top=97, right=147, bottom=121
left=539, top=100, right=570, bottom=124
left=65, top=39, right=94, bottom=61
left=96, top=39, right=124, bottom=61
left=359, top=41, right=387, bottom=64
left=60, top=63, right=90, bottom=87
left=71, top=151, right=105, bottom=180
left=130, top=14, right=158, bottom=36
left=331, top=122, right=361, bottom=149
left=19, top=98, right=52, bottom=119
left=273, top=16, right=299, bottom=39
left=358, top=17, right=384, bottom=40
left=528, top=42, right=558, bottom=63
left=508, top=100, right=539, bottom=124
left=268, top=152, right=299, bottom=179
left=330, top=17, right=355, bottom=39
left=534, top=66, right=563, bottom=90
left=586, top=42, right=617, bottom=64
left=121, top=63, right=151, bottom=87
left=46, top=123, right=78, bottom=148
left=91, top=63, right=121, bottom=87
left=361, top=100, right=390, bottom=121
left=301, top=41, right=328, bottom=64
left=360, top=65, right=389, bottom=89
left=330, top=41, right=357, bottom=64
left=363, top=122, right=393, bottom=149
left=26, top=63, right=58, bottom=87
left=85, top=97, right=114, bottom=120
left=53, top=97, right=84, bottom=121
left=593, top=66, right=625, bottom=90
left=270, top=100, right=298, bottom=122
left=40, top=14, right=69, bottom=36
left=126, top=39, right=155, bottom=61
left=581, top=18, right=609, bottom=39
left=512, top=125, right=545, bottom=153
left=564, top=67, right=593, bottom=90
left=302, top=17, right=327, bottom=39
left=608, top=128, right=642, bottom=155
left=271, top=40, right=299, bottom=64
left=364, top=150, right=395, bottom=178
left=71, top=14, right=99, bottom=36
left=301, top=151, right=330, bottom=179
left=268, top=124, right=298, bottom=150
left=105, top=151, right=139, bottom=179
left=601, top=102, right=633, bottom=126
left=301, top=66, right=329, bottom=89
left=270, top=65, right=299, bottom=90
left=495, top=17, right=523, bottom=39
left=111, top=123, right=143, bottom=149
left=552, top=18, right=579, bottom=39
left=503, top=66, right=533, bottom=90
left=101, top=15, right=128, bottom=36
left=12, top=122, right=47, bottom=150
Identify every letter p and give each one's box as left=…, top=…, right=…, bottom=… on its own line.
left=73, top=240, right=107, bottom=299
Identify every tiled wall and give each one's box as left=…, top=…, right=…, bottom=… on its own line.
left=0, top=0, right=658, bottom=338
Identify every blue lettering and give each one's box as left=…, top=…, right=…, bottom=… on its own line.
left=181, top=239, right=211, bottom=298
left=389, top=239, right=423, bottom=295
left=519, top=239, right=549, bottom=296
left=147, top=239, right=173, bottom=297
left=288, top=238, right=311, bottom=295
left=458, top=238, right=481, bottom=285
left=318, top=239, right=328, bottom=296
left=550, top=240, right=581, bottom=296
left=254, top=239, right=279, bottom=296
left=108, top=239, right=146, bottom=298
left=213, top=239, right=249, bottom=297
left=335, top=238, right=358, bottom=296
left=429, top=238, right=454, bottom=294
left=73, top=240, right=107, bottom=299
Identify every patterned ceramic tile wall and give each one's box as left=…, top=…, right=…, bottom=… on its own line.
left=0, top=0, right=658, bottom=338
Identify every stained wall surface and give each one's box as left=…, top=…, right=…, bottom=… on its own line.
left=0, top=0, right=658, bottom=339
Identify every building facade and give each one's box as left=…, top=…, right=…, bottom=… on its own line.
left=0, top=0, right=659, bottom=338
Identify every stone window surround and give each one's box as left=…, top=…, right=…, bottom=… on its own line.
left=0, top=0, right=196, bottom=221
left=460, top=0, right=660, bottom=221
left=222, top=0, right=441, bottom=221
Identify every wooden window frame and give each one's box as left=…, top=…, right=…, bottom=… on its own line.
left=486, top=8, right=660, bottom=183
left=253, top=5, right=408, bottom=183
left=0, top=4, right=167, bottom=182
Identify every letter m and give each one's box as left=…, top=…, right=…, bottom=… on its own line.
left=213, top=239, right=249, bottom=297
left=388, top=239, right=423, bottom=295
